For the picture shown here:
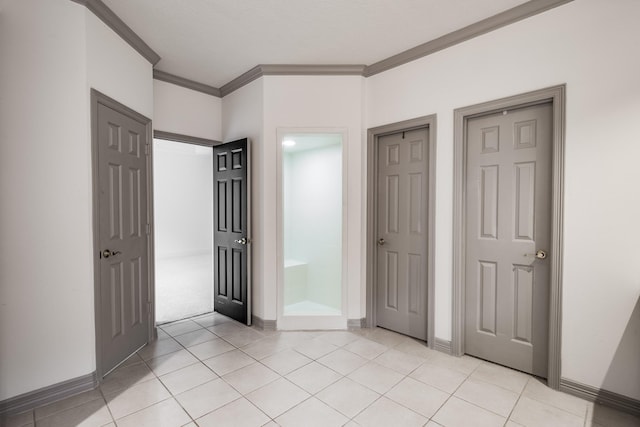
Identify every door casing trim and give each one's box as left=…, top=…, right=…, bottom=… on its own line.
left=90, top=89, right=155, bottom=380
left=153, top=129, right=222, bottom=147
left=365, top=115, right=437, bottom=347
left=452, top=85, right=566, bottom=389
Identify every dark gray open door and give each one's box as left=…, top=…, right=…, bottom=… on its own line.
left=213, top=139, right=251, bottom=324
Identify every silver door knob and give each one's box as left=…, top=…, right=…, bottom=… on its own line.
left=377, top=238, right=385, bottom=246
left=234, top=237, right=248, bottom=245
left=525, top=249, right=547, bottom=259
left=101, top=249, right=121, bottom=259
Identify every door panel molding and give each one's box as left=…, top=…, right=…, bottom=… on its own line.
left=91, top=89, right=155, bottom=380
left=213, top=138, right=251, bottom=325
left=366, top=115, right=437, bottom=347
left=453, top=85, right=566, bottom=389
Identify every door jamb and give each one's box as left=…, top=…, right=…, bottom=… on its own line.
left=153, top=130, right=222, bottom=147
left=452, top=85, right=566, bottom=389
left=365, top=115, right=437, bottom=347
left=91, top=89, right=154, bottom=380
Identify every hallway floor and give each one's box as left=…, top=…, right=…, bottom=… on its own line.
left=4, top=313, right=639, bottom=427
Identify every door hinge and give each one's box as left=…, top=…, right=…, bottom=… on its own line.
left=146, top=223, right=150, bottom=235
left=144, top=144, right=150, bottom=155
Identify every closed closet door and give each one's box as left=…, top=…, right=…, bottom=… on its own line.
left=376, top=128, right=429, bottom=341
left=464, top=103, right=552, bottom=377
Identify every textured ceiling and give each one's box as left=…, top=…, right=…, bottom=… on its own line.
left=102, top=0, right=531, bottom=88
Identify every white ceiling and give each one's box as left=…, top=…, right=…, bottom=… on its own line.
left=102, top=0, right=531, bottom=88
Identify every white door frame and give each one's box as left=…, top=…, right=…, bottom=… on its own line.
left=90, top=89, right=155, bottom=380
left=452, top=85, right=566, bottom=389
left=365, top=115, right=437, bottom=348
left=276, top=128, right=349, bottom=330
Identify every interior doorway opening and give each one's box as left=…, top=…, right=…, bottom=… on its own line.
left=153, top=138, right=214, bottom=323
left=277, top=130, right=348, bottom=330
left=282, top=133, right=343, bottom=316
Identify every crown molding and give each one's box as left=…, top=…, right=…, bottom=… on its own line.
left=219, top=64, right=365, bottom=97
left=74, top=0, right=573, bottom=96
left=364, top=0, right=573, bottom=77
left=260, top=64, right=366, bottom=76
left=219, top=65, right=264, bottom=97
left=153, top=70, right=222, bottom=97
left=70, top=0, right=160, bottom=65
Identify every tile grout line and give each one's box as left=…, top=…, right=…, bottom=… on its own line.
left=251, top=342, right=343, bottom=423
left=504, top=384, right=526, bottom=426
left=449, top=368, right=527, bottom=421
left=315, top=340, right=421, bottom=423
left=425, top=355, right=487, bottom=424
left=30, top=314, right=613, bottom=427
left=348, top=393, right=385, bottom=423
left=97, top=383, right=117, bottom=426
left=171, top=321, right=431, bottom=425
left=148, top=357, right=197, bottom=427
left=144, top=323, right=235, bottom=425
left=185, top=325, right=283, bottom=422
left=109, top=346, right=181, bottom=424
left=506, top=375, right=591, bottom=425
left=191, top=332, right=316, bottom=424
left=258, top=335, right=369, bottom=422
left=158, top=317, right=604, bottom=427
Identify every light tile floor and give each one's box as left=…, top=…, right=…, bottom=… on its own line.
left=3, top=313, right=640, bottom=427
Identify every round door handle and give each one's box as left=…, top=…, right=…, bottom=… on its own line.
left=377, top=238, right=386, bottom=246
left=101, top=249, right=122, bottom=259
left=524, top=249, right=547, bottom=259
left=234, top=237, right=248, bottom=245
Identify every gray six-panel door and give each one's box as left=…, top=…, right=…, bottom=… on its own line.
left=376, top=128, right=429, bottom=340
left=213, top=139, right=250, bottom=324
left=95, top=95, right=150, bottom=376
left=465, top=103, right=552, bottom=377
